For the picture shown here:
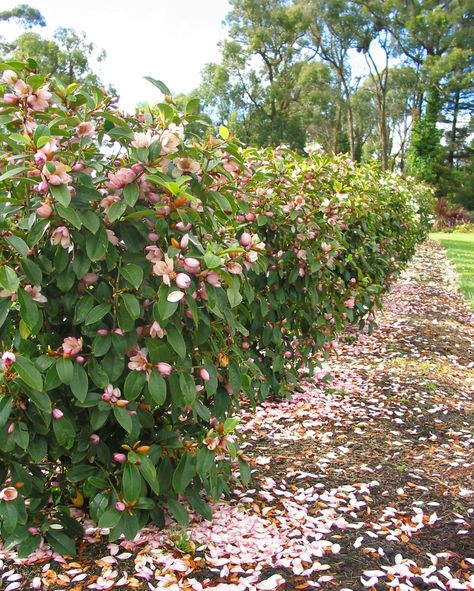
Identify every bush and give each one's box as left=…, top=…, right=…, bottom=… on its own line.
left=434, top=197, right=472, bottom=230
left=0, top=62, right=433, bottom=555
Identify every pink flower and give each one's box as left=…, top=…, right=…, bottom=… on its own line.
left=156, top=362, right=172, bottom=377
left=106, top=229, right=119, bottom=245
left=145, top=245, right=163, bottom=264
left=24, top=284, right=47, bottom=303
left=153, top=254, right=174, bottom=285
left=76, top=121, right=95, bottom=137
left=27, top=86, right=52, bottom=111
left=149, top=321, right=166, bottom=339
left=34, top=140, right=58, bottom=164
left=51, top=226, right=71, bottom=248
left=183, top=257, right=201, bottom=274
left=321, top=242, right=331, bottom=253
left=62, top=336, right=82, bottom=357
left=199, top=368, right=210, bottom=382
left=90, top=434, right=100, bottom=445
left=206, top=272, right=221, bottom=287
left=344, top=297, right=355, bottom=309
left=1, top=352, right=15, bottom=370
left=131, top=131, right=159, bottom=148
left=115, top=501, right=126, bottom=512
left=175, top=272, right=191, bottom=289
left=173, top=157, right=200, bottom=176
left=227, top=261, right=243, bottom=275
left=52, top=408, right=64, bottom=420
left=1, top=70, right=18, bottom=84
left=180, top=233, right=189, bottom=249
left=107, top=168, right=136, bottom=190
left=240, top=232, right=251, bottom=247
left=0, top=487, right=18, bottom=502
left=43, top=162, right=72, bottom=185
left=100, top=194, right=120, bottom=215
left=128, top=348, right=148, bottom=371
left=14, top=79, right=30, bottom=98
left=102, top=384, right=121, bottom=403
left=37, top=202, right=53, bottom=218
left=113, top=453, right=127, bottom=463
left=82, top=273, right=99, bottom=285
left=160, top=130, right=180, bottom=154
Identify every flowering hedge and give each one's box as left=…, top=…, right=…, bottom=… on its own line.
left=0, top=61, right=433, bottom=555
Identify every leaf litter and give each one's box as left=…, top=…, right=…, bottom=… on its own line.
left=1, top=241, right=473, bottom=590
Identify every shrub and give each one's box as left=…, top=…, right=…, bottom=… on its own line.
left=434, top=197, right=472, bottom=230
left=0, top=62, right=433, bottom=555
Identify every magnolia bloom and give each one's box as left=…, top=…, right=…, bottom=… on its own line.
left=153, top=254, right=174, bottom=285
left=149, top=321, right=166, bottom=339
left=344, top=297, right=355, bottom=309
left=199, top=368, right=210, bottom=382
left=43, top=162, right=72, bottom=186
left=145, top=245, right=163, bottom=264
left=321, top=242, right=332, bottom=253
left=175, top=272, right=191, bottom=289
left=167, top=290, right=184, bottom=302
left=131, top=131, right=160, bottom=148
left=156, top=362, right=172, bottom=377
left=102, top=384, right=121, bottom=403
left=76, top=121, right=95, bottom=137
left=107, top=168, right=136, bottom=190
left=24, top=284, right=47, bottom=303
left=239, top=232, right=251, bottom=247
left=183, top=257, right=201, bottom=274
left=1, top=69, right=18, bottom=84
left=113, top=453, right=127, bottom=463
left=51, top=226, right=71, bottom=249
left=251, top=234, right=265, bottom=251
left=36, top=201, right=53, bottom=219
left=52, top=408, right=64, bottom=420
left=128, top=348, right=148, bottom=371
left=160, top=130, right=180, bottom=154
left=1, top=352, right=15, bottom=370
left=13, top=79, right=30, bottom=98
left=115, top=501, right=126, bottom=512
left=0, top=487, right=18, bottom=502
left=106, top=229, right=119, bottom=246
left=34, top=140, right=58, bottom=164
left=173, top=157, right=200, bottom=176
left=62, top=336, right=82, bottom=357
left=227, top=261, right=243, bottom=275
left=27, top=86, right=52, bottom=111
left=100, top=194, right=121, bottom=215
left=205, top=272, right=221, bottom=287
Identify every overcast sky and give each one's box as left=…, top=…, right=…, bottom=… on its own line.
left=0, top=0, right=231, bottom=110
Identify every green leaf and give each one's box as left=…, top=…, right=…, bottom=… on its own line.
left=139, top=456, right=160, bottom=495
left=238, top=458, right=251, bottom=484
left=172, top=451, right=195, bottom=494
left=121, top=264, right=143, bottom=290
left=21, top=259, right=42, bottom=285
left=71, top=363, right=88, bottom=402
left=167, top=498, right=189, bottom=526
left=204, top=252, right=221, bottom=269
left=113, top=405, right=132, bottom=433
left=219, top=125, right=229, bottom=140
left=67, top=464, right=97, bottom=482
left=0, top=265, right=19, bottom=293
left=123, top=182, right=139, bottom=207
left=80, top=210, right=100, bottom=234
left=185, top=487, right=212, bottom=520
left=108, top=199, right=127, bottom=222
left=123, top=370, right=146, bottom=400
left=55, top=203, right=82, bottom=229
left=0, top=165, right=29, bottom=182
left=28, top=390, right=51, bottom=414
left=13, top=357, right=43, bottom=391
left=123, top=463, right=142, bottom=503
left=0, top=397, right=12, bottom=428
left=53, top=416, right=75, bottom=447
left=144, top=76, right=171, bottom=96
left=50, top=183, right=71, bottom=207
left=85, top=303, right=111, bottom=325
left=17, top=535, right=40, bottom=559
left=14, top=422, right=29, bottom=449
left=98, top=508, right=122, bottom=529
left=56, top=357, right=73, bottom=384
left=86, top=228, right=108, bottom=261
left=18, top=288, right=39, bottom=331
left=5, top=235, right=28, bottom=258
left=121, top=293, right=140, bottom=319
left=148, top=369, right=167, bottom=406
left=46, top=530, right=76, bottom=556
left=166, top=325, right=186, bottom=358
left=227, top=285, right=242, bottom=308
left=179, top=372, right=196, bottom=405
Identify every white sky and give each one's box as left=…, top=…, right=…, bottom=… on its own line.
left=0, top=0, right=231, bottom=111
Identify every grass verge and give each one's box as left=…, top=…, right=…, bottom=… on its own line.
left=430, top=232, right=474, bottom=306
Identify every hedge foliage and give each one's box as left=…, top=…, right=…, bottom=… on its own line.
left=0, top=61, right=433, bottom=555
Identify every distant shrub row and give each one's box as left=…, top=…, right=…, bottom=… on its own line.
left=0, top=61, right=433, bottom=554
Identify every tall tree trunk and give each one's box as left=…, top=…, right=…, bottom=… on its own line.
left=379, top=100, right=389, bottom=170
left=448, top=89, right=460, bottom=168
left=341, top=77, right=356, bottom=160
left=333, top=97, right=342, bottom=153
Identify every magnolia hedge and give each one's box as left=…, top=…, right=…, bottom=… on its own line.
left=0, top=61, right=433, bottom=555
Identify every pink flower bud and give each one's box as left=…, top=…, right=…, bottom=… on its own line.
left=131, top=162, right=144, bottom=174
left=115, top=501, right=126, bottom=512
left=97, top=329, right=109, bottom=336
left=156, top=362, right=172, bottom=377
left=183, top=257, right=201, bottom=273
left=82, top=272, right=99, bottom=285
left=199, top=368, right=210, bottom=382
left=113, top=453, right=127, bottom=463
left=72, top=162, right=85, bottom=172
left=175, top=222, right=192, bottom=233
left=90, top=434, right=100, bottom=445
left=37, top=202, right=53, bottom=218
left=175, top=273, right=191, bottom=289
left=148, top=232, right=159, bottom=241
left=76, top=356, right=85, bottom=364
left=180, top=233, right=189, bottom=249
left=52, top=408, right=64, bottom=420
left=241, top=341, right=250, bottom=350
left=7, top=422, right=14, bottom=435
left=240, top=232, right=251, bottom=247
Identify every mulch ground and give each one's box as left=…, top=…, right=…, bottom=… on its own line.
left=1, top=241, right=473, bottom=591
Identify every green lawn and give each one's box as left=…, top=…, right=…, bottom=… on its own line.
left=430, top=232, right=474, bottom=307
